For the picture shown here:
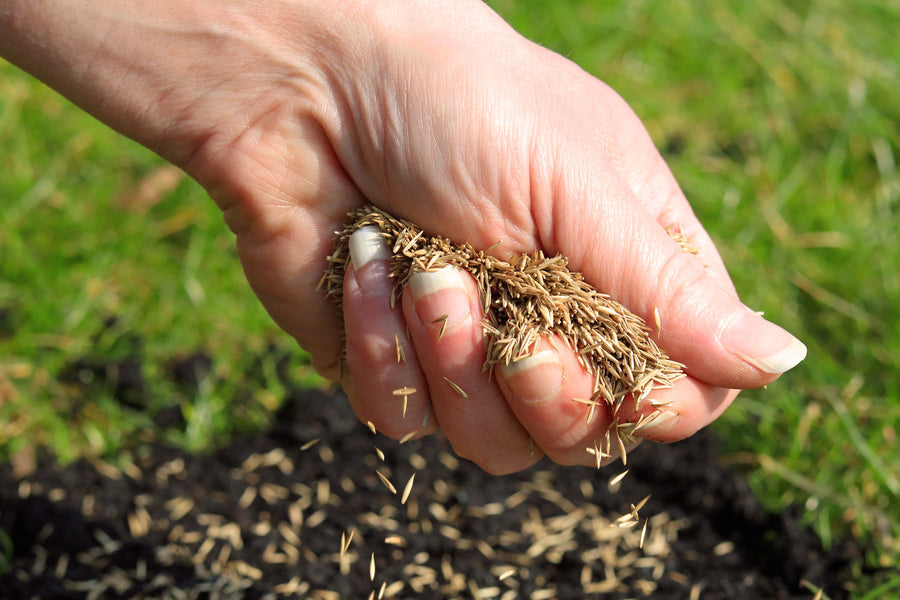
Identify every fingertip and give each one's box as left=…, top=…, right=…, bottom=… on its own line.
left=723, top=308, right=807, bottom=375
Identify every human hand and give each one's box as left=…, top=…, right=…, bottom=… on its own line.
left=1, top=0, right=806, bottom=473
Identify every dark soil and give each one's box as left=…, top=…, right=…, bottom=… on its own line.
left=1, top=386, right=858, bottom=599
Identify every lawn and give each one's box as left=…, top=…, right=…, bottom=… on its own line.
left=2, top=0, right=898, bottom=595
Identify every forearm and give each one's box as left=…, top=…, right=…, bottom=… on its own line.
left=0, top=0, right=355, bottom=167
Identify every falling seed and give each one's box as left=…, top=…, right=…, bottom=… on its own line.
left=640, top=519, right=648, bottom=549
left=609, top=470, right=629, bottom=487
left=300, top=438, right=320, bottom=451
left=324, top=205, right=686, bottom=441
left=443, top=377, right=469, bottom=398
left=398, top=431, right=417, bottom=444
left=375, top=447, right=385, bottom=461
left=366, top=421, right=377, bottom=435
left=378, top=581, right=387, bottom=599
left=633, top=494, right=651, bottom=513
left=370, top=552, right=376, bottom=581
left=376, top=470, right=397, bottom=494
left=401, top=473, right=415, bottom=505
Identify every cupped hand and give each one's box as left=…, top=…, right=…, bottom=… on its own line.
left=32, top=0, right=804, bottom=473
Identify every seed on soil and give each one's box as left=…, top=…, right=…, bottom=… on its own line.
left=300, top=438, right=320, bottom=451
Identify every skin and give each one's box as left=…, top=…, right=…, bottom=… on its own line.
left=1, top=0, right=804, bottom=474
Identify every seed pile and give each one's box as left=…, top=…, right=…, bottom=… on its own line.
left=323, top=206, right=686, bottom=448
left=0, top=387, right=846, bottom=599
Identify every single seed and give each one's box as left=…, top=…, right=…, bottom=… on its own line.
left=615, top=428, right=628, bottom=466
left=398, top=431, right=417, bottom=444
left=443, top=377, right=469, bottom=398
left=498, top=568, right=516, bottom=581
left=370, top=552, right=376, bottom=581
left=653, top=306, right=661, bottom=337
left=300, top=438, right=320, bottom=451
left=366, top=421, right=377, bottom=435
left=639, top=519, right=648, bottom=549
left=401, top=473, right=416, bottom=505
left=609, top=470, right=629, bottom=487
left=633, top=494, right=651, bottom=513
left=376, top=470, right=397, bottom=494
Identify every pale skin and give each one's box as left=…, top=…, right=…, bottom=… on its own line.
left=1, top=0, right=806, bottom=474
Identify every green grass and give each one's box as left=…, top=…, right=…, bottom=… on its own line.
left=2, top=0, right=898, bottom=595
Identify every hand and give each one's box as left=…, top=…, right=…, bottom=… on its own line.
left=1, top=0, right=806, bottom=473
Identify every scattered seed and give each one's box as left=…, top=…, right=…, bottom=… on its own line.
left=398, top=431, right=417, bottom=444
left=369, top=552, right=376, bottom=581
left=443, top=377, right=469, bottom=398
left=433, top=314, right=449, bottom=340
left=366, top=421, right=377, bottom=435
left=640, top=519, right=648, bottom=549
left=498, top=568, right=516, bottom=581
left=395, top=333, right=406, bottom=363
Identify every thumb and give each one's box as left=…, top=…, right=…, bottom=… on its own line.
left=546, top=178, right=806, bottom=390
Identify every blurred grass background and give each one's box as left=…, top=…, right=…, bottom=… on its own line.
left=1, top=0, right=898, bottom=595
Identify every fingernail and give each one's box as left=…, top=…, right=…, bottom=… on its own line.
left=408, top=267, right=471, bottom=336
left=349, top=226, right=392, bottom=296
left=635, top=410, right=680, bottom=438
left=499, top=349, right=563, bottom=405
left=723, top=308, right=807, bottom=374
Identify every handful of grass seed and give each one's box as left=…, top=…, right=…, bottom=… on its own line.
left=323, top=206, right=685, bottom=442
